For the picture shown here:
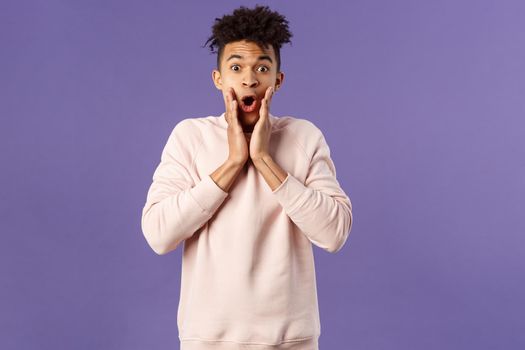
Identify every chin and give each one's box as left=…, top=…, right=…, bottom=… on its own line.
left=239, top=111, right=259, bottom=125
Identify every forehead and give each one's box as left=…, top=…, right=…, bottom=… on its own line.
left=222, top=40, right=275, bottom=60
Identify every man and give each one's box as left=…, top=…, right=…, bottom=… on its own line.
left=141, top=5, right=353, bottom=350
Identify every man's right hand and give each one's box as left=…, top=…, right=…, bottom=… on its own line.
left=223, top=87, right=249, bottom=167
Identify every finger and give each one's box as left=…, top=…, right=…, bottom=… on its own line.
left=265, top=87, right=273, bottom=108
left=223, top=88, right=231, bottom=113
left=225, top=88, right=236, bottom=121
left=260, top=88, right=270, bottom=118
left=259, top=104, right=267, bottom=123
left=229, top=89, right=238, bottom=119
left=231, top=98, right=240, bottom=128
left=225, top=91, right=231, bottom=123
left=265, top=86, right=274, bottom=108
left=222, top=89, right=227, bottom=107
left=269, top=86, right=274, bottom=105
left=231, top=98, right=237, bottom=120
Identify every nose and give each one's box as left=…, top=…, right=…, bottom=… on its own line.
left=242, top=71, right=258, bottom=88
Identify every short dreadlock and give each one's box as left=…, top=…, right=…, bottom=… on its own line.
left=202, top=5, right=293, bottom=73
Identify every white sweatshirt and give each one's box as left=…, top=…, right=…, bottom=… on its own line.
left=141, top=112, right=353, bottom=350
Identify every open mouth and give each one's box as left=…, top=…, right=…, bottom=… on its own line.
left=239, top=94, right=258, bottom=113
left=243, top=96, right=255, bottom=106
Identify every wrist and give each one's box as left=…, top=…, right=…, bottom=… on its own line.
left=226, top=157, right=246, bottom=169
left=252, top=153, right=271, bottom=165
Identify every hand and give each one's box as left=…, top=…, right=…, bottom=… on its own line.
left=249, top=86, right=274, bottom=161
left=223, top=87, right=249, bottom=166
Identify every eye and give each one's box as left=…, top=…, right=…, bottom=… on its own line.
left=230, top=64, right=240, bottom=72
left=258, top=66, right=269, bottom=72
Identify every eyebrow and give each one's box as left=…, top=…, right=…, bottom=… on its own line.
left=226, top=54, right=273, bottom=64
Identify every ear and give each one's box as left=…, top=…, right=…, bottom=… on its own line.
left=274, top=71, right=285, bottom=91
left=212, top=69, right=222, bottom=90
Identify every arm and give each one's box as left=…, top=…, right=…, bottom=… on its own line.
left=264, top=128, right=353, bottom=253
left=141, top=120, right=238, bottom=255
left=252, top=155, right=288, bottom=191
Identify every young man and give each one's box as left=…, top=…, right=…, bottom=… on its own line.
left=141, top=5, right=353, bottom=350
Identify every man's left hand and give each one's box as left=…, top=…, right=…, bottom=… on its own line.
left=249, top=86, right=274, bottom=161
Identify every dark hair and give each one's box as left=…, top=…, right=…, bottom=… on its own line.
left=202, top=5, right=293, bottom=73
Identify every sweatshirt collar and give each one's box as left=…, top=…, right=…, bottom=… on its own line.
left=219, top=112, right=277, bottom=131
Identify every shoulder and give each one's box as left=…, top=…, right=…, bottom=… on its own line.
left=273, top=114, right=323, bottom=137
left=169, top=113, right=223, bottom=139
left=273, top=114, right=326, bottom=155
left=166, top=115, right=219, bottom=155
left=171, top=116, right=201, bottom=134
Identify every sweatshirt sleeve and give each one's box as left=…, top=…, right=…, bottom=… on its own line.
left=271, top=126, right=353, bottom=253
left=141, top=120, right=229, bottom=255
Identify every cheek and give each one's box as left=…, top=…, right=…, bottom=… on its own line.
left=222, top=74, right=237, bottom=84
left=222, top=80, right=236, bottom=94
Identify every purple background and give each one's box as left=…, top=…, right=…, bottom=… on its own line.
left=1, top=0, right=524, bottom=349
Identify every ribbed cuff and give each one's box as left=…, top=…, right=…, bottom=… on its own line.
left=271, top=172, right=310, bottom=216
left=271, top=171, right=291, bottom=193
left=189, top=174, right=229, bottom=215
left=180, top=336, right=319, bottom=350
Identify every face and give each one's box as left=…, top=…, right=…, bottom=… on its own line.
left=212, top=40, right=284, bottom=131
